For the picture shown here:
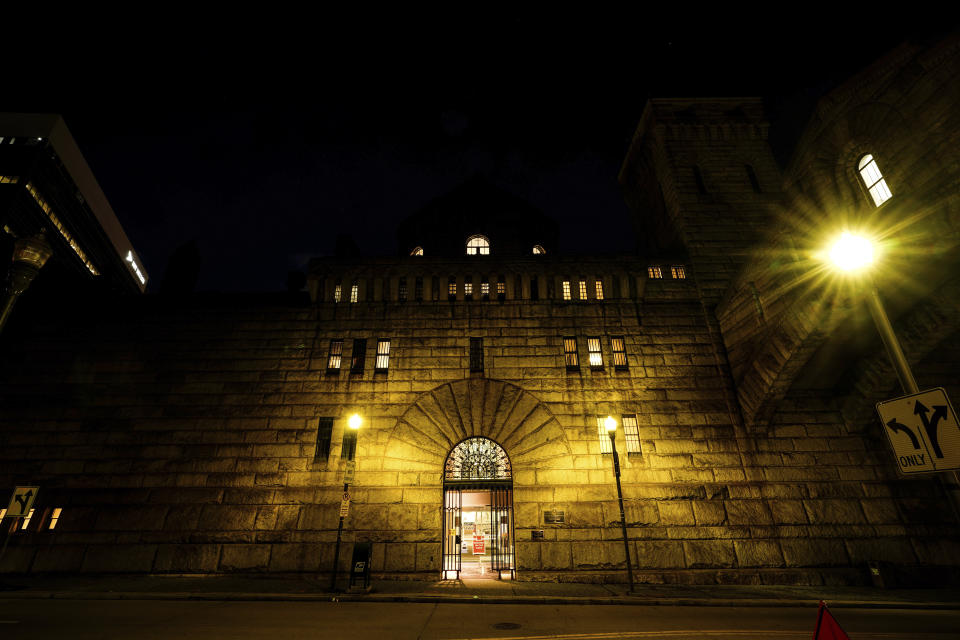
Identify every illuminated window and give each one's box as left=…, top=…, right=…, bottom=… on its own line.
left=579, top=280, right=588, bottom=300
left=464, top=279, right=473, bottom=299
left=647, top=266, right=663, bottom=279
left=611, top=337, right=627, bottom=370
left=470, top=337, right=484, bottom=373
left=622, top=415, right=641, bottom=454
left=327, top=339, right=343, bottom=372
left=562, top=280, right=571, bottom=300
left=375, top=339, right=391, bottom=371
left=532, top=245, right=546, bottom=255
left=481, top=279, right=490, bottom=299
left=334, top=282, right=342, bottom=303
left=0, top=175, right=19, bottom=184
left=350, top=282, right=359, bottom=303
left=315, top=417, right=334, bottom=460
left=858, top=154, right=892, bottom=207
left=410, top=246, right=424, bottom=256
left=597, top=417, right=613, bottom=454
left=671, top=266, right=686, bottom=279
left=351, top=338, right=366, bottom=374
left=398, top=278, right=407, bottom=302
left=563, top=337, right=579, bottom=370
left=414, top=277, right=423, bottom=301
left=21, top=508, right=35, bottom=530
left=466, top=235, right=490, bottom=255
left=341, top=427, right=357, bottom=461
left=595, top=278, right=604, bottom=300
left=448, top=276, right=457, bottom=300
left=587, top=337, right=603, bottom=369
left=497, top=277, right=505, bottom=298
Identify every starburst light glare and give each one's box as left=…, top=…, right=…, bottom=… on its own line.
left=829, top=232, right=874, bottom=272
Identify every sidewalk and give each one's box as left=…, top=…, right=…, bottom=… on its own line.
left=1, top=575, right=958, bottom=609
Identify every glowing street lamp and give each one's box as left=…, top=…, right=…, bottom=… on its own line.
left=826, top=232, right=917, bottom=393
left=605, top=415, right=634, bottom=591
left=330, top=413, right=362, bottom=592
left=826, top=232, right=960, bottom=511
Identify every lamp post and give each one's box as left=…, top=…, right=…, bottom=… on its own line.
left=330, top=413, right=361, bottom=592
left=827, top=232, right=960, bottom=511
left=0, top=232, right=53, bottom=335
left=605, top=415, right=634, bottom=591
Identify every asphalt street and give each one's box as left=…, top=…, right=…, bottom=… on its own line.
left=0, top=601, right=957, bottom=639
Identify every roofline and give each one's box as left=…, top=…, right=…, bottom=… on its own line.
left=0, top=112, right=148, bottom=292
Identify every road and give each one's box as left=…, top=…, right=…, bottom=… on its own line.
left=0, top=600, right=957, bottom=639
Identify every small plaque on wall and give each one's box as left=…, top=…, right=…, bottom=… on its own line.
left=543, top=510, right=565, bottom=524
left=531, top=530, right=544, bottom=540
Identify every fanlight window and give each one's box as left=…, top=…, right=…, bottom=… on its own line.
left=466, top=235, right=490, bottom=255
left=444, top=437, right=511, bottom=481
left=410, top=246, right=424, bottom=256
left=857, top=154, right=892, bottom=207
left=532, top=245, right=546, bottom=255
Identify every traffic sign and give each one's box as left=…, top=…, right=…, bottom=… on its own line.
left=5, top=486, right=39, bottom=517
left=344, top=460, right=356, bottom=484
left=339, top=492, right=350, bottom=518
left=876, top=387, right=960, bottom=474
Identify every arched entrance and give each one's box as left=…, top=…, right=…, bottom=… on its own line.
left=442, top=437, right=515, bottom=580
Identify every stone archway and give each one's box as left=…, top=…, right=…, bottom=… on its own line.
left=382, top=378, right=572, bottom=476
left=372, top=378, right=572, bottom=577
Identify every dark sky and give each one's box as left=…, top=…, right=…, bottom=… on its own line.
left=3, top=14, right=945, bottom=291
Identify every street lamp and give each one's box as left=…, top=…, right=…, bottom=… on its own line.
left=330, top=413, right=362, bottom=592
left=0, top=232, right=53, bottom=334
left=825, top=231, right=960, bottom=511
left=605, top=415, right=634, bottom=591
left=826, top=232, right=917, bottom=393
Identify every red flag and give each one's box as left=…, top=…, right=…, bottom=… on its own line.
left=813, top=600, right=851, bottom=640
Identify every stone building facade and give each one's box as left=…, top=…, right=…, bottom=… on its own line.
left=1, top=34, right=959, bottom=585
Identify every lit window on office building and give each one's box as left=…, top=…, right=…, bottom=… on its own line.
left=858, top=154, right=893, bottom=207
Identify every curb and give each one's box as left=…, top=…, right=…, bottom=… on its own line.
left=0, top=591, right=957, bottom=609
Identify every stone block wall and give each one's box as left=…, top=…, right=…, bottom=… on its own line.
left=1, top=267, right=956, bottom=585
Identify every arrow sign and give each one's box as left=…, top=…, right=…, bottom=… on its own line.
left=5, top=486, right=39, bottom=518
left=877, top=388, right=960, bottom=475
left=914, top=402, right=947, bottom=458
left=885, top=418, right=920, bottom=450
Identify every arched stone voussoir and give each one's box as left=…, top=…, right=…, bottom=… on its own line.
left=384, top=378, right=572, bottom=479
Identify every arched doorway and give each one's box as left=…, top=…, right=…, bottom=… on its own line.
left=442, top=437, right=515, bottom=580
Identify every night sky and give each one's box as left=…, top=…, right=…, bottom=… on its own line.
left=3, top=15, right=944, bottom=292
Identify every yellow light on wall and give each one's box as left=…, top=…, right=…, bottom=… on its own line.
left=604, top=415, right=617, bottom=433
left=348, top=413, right=363, bottom=430
left=829, top=232, right=874, bottom=272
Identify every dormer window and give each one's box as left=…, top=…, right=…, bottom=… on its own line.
left=858, top=154, right=892, bottom=207
left=532, top=245, right=546, bottom=255
left=466, top=235, right=490, bottom=255
left=410, top=246, right=424, bottom=256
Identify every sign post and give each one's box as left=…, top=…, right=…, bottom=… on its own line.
left=330, top=460, right=357, bottom=592
left=1, top=486, right=39, bottom=568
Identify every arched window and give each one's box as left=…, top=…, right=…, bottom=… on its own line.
left=410, top=246, right=424, bottom=256
left=532, top=244, right=546, bottom=255
left=858, top=154, right=892, bottom=207
left=444, top=437, right=511, bottom=481
left=466, top=235, right=490, bottom=255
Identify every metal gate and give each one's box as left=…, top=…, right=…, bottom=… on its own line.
left=441, top=483, right=514, bottom=580
left=442, top=487, right=462, bottom=579
left=489, top=484, right=515, bottom=579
